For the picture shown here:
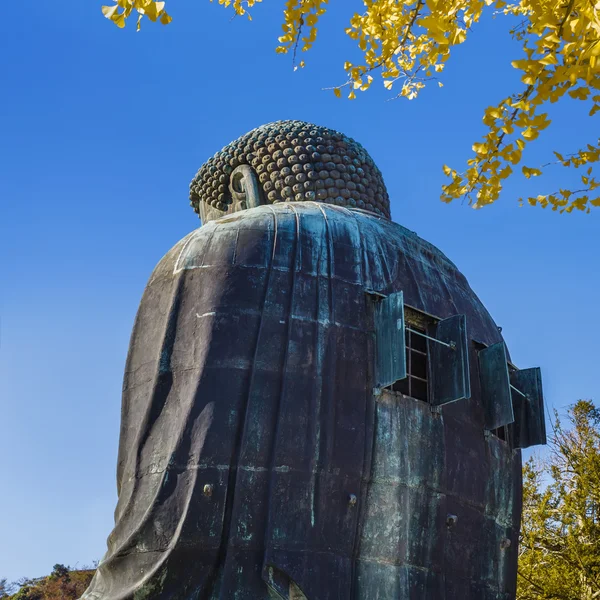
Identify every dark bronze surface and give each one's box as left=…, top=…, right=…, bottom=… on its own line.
left=189, top=121, right=391, bottom=222
left=83, top=202, right=524, bottom=599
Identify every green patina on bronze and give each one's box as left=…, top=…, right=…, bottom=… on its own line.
left=81, top=120, right=544, bottom=600
left=189, top=120, right=391, bottom=222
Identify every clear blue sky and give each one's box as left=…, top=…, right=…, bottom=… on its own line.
left=0, top=0, right=598, bottom=584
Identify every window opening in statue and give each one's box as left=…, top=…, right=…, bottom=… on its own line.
left=389, top=306, right=433, bottom=402
left=390, top=325, right=429, bottom=401
left=492, top=425, right=508, bottom=441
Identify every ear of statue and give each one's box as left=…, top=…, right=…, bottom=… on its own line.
left=229, top=165, right=263, bottom=211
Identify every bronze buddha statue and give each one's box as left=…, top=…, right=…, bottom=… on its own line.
left=82, top=121, right=544, bottom=600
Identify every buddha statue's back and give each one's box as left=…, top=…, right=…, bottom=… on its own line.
left=82, top=121, right=537, bottom=600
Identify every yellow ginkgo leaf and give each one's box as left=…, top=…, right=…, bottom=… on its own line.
left=145, top=1, right=159, bottom=21
left=113, top=12, right=126, bottom=27
left=101, top=4, right=119, bottom=18
left=472, top=142, right=488, bottom=155
left=522, top=166, right=542, bottom=178
left=521, top=127, right=538, bottom=140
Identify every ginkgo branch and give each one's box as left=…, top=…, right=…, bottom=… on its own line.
left=102, top=0, right=600, bottom=214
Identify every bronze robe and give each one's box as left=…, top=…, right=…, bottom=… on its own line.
left=82, top=203, right=520, bottom=600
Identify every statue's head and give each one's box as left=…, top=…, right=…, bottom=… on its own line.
left=189, top=120, right=391, bottom=223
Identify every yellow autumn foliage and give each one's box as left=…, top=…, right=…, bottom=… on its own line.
left=102, top=0, right=600, bottom=213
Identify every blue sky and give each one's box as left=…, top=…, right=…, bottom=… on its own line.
left=0, top=0, right=598, bottom=583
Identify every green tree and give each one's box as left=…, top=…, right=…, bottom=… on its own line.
left=49, top=564, right=69, bottom=581
left=518, top=400, right=600, bottom=599
left=101, top=0, right=599, bottom=214
left=0, top=579, right=15, bottom=598
left=0, top=569, right=95, bottom=600
left=10, top=585, right=41, bottom=600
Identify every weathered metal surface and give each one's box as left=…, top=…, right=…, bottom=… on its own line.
left=479, top=342, right=514, bottom=431
left=84, top=202, right=526, bottom=600
left=190, top=120, right=392, bottom=222
left=373, top=291, right=406, bottom=389
left=357, top=390, right=446, bottom=598
left=430, top=314, right=471, bottom=406
left=510, top=367, right=546, bottom=448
